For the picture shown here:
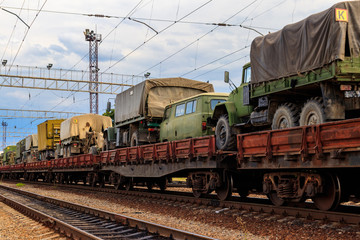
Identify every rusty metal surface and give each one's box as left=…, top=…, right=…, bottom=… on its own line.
left=237, top=118, right=360, bottom=169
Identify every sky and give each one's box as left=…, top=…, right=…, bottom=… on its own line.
left=0, top=0, right=347, bottom=146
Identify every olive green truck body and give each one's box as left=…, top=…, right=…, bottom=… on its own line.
left=160, top=93, right=228, bottom=142
left=212, top=2, right=360, bottom=150
left=104, top=78, right=214, bottom=149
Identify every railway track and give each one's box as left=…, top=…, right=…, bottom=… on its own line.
left=0, top=184, right=215, bottom=240
left=4, top=179, right=360, bottom=226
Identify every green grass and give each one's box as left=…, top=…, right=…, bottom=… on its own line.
left=16, top=183, right=25, bottom=187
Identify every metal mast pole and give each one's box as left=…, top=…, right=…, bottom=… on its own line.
left=84, top=29, right=102, bottom=114
left=2, top=121, right=8, bottom=149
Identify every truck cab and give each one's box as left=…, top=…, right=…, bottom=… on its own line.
left=210, top=64, right=254, bottom=150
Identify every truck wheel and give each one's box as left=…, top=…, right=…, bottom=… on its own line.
left=215, top=115, right=235, bottom=150
left=130, top=131, right=139, bottom=147
left=271, top=103, right=299, bottom=130
left=299, top=97, right=326, bottom=126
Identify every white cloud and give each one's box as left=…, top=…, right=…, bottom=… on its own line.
left=0, top=0, right=347, bottom=143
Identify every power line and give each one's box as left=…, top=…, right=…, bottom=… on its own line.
left=7, top=0, right=48, bottom=72
left=180, top=46, right=249, bottom=77
left=1, top=0, right=26, bottom=66
left=101, top=0, right=214, bottom=74
left=0, top=5, right=279, bottom=31
left=193, top=54, right=249, bottom=79
left=137, top=0, right=258, bottom=76
left=42, top=0, right=146, bottom=114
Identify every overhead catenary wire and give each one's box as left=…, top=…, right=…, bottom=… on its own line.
left=193, top=54, right=249, bottom=79
left=101, top=0, right=214, bottom=74
left=140, top=0, right=288, bottom=78
left=43, top=0, right=146, bottom=113
left=50, top=0, right=213, bottom=114
left=180, top=45, right=250, bottom=77
left=1, top=0, right=26, bottom=62
left=7, top=0, right=48, bottom=72
left=137, top=0, right=258, bottom=76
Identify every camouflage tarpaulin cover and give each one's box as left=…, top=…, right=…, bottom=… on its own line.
left=115, top=78, right=214, bottom=123
left=250, top=1, right=360, bottom=84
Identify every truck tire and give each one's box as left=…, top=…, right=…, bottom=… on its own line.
left=130, top=131, right=139, bottom=147
left=215, top=115, right=235, bottom=150
left=299, top=97, right=326, bottom=126
left=271, top=103, right=299, bottom=130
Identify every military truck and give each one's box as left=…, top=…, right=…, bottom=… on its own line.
left=38, top=119, right=64, bottom=160
left=160, top=93, right=228, bottom=142
left=104, top=78, right=214, bottom=149
left=3, top=146, right=16, bottom=165
left=211, top=1, right=360, bottom=150
left=23, top=134, right=39, bottom=163
left=59, top=114, right=112, bottom=157
left=15, top=138, right=26, bottom=164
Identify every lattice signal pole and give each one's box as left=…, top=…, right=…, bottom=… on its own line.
left=84, top=29, right=102, bottom=114
left=2, top=121, right=8, bottom=149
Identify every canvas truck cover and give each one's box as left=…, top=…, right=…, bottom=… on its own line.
left=115, top=78, right=214, bottom=123
left=250, top=1, right=360, bottom=84
left=38, top=119, right=64, bottom=151
left=25, top=134, right=38, bottom=151
left=60, top=114, right=113, bottom=140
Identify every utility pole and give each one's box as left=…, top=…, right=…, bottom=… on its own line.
left=2, top=121, right=8, bottom=149
left=84, top=29, right=102, bottom=114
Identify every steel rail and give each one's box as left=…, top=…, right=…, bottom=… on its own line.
left=0, top=184, right=216, bottom=240
left=0, top=195, right=103, bottom=240
left=4, top=180, right=360, bottom=225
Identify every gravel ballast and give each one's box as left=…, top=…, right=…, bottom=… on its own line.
left=1, top=182, right=360, bottom=240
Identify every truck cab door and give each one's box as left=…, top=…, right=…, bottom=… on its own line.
left=160, top=106, right=172, bottom=141
left=231, top=64, right=253, bottom=118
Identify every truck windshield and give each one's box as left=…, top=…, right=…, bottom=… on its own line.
left=243, top=67, right=251, bottom=83
left=210, top=99, right=226, bottom=110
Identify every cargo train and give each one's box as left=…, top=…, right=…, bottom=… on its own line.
left=1, top=2, right=360, bottom=211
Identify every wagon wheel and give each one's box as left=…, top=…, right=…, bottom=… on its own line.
left=125, top=178, right=133, bottom=191
left=313, top=174, right=341, bottom=211
left=98, top=174, right=105, bottom=188
left=59, top=173, right=65, bottom=184
left=192, top=189, right=203, bottom=198
left=157, top=178, right=167, bottom=192
left=268, top=191, right=285, bottom=206
left=146, top=181, right=154, bottom=191
left=54, top=173, right=60, bottom=184
left=114, top=180, right=124, bottom=190
left=237, top=187, right=249, bottom=199
left=216, top=173, right=233, bottom=201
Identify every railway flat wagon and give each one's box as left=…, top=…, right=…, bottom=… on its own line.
left=2, top=118, right=360, bottom=211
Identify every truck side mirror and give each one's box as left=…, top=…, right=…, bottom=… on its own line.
left=106, top=101, right=111, bottom=112
left=224, top=71, right=229, bottom=83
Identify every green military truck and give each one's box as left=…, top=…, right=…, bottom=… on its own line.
left=212, top=2, right=360, bottom=150
left=160, top=93, right=228, bottom=142
left=3, top=146, right=16, bottom=165
left=59, top=114, right=112, bottom=157
left=104, top=78, right=214, bottom=149
left=15, top=138, right=26, bottom=164
left=23, top=134, right=39, bottom=163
